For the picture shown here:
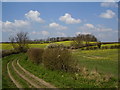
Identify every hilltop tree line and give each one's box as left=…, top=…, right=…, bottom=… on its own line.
left=30, top=34, right=98, bottom=44
left=9, top=32, right=99, bottom=52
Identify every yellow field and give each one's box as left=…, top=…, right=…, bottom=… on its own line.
left=0, top=41, right=72, bottom=50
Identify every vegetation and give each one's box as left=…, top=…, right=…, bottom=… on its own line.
left=2, top=48, right=118, bottom=88
left=27, top=48, right=44, bottom=64
left=2, top=54, right=18, bottom=88
left=19, top=51, right=118, bottom=88
left=2, top=32, right=119, bottom=88
left=43, top=47, right=77, bottom=72
left=72, top=49, right=118, bottom=78
left=71, top=34, right=98, bottom=49
left=9, top=32, right=29, bottom=52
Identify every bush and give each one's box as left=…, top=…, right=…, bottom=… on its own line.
left=70, top=41, right=82, bottom=49
left=2, top=50, right=20, bottom=58
left=27, top=48, right=44, bottom=64
left=46, top=43, right=66, bottom=49
left=102, top=46, right=109, bottom=49
left=42, top=48, right=77, bottom=72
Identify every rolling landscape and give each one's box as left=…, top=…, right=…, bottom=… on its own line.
left=1, top=1, right=120, bottom=89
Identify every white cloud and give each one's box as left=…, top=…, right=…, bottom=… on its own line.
left=79, top=23, right=113, bottom=32
left=75, top=32, right=91, bottom=35
left=31, top=31, right=41, bottom=35
left=59, top=13, right=81, bottom=24
left=2, top=10, right=46, bottom=33
left=95, top=25, right=113, bottom=32
left=31, top=30, right=49, bottom=36
left=102, top=0, right=119, bottom=2
left=2, top=20, right=30, bottom=32
left=41, top=31, right=49, bottom=36
left=25, top=10, right=44, bottom=23
left=56, top=32, right=66, bottom=37
left=99, top=10, right=115, bottom=19
left=49, top=22, right=67, bottom=30
left=84, top=24, right=94, bottom=28
left=101, top=2, right=118, bottom=8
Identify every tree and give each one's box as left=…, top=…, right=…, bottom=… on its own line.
left=9, top=32, right=29, bottom=52
left=71, top=34, right=98, bottom=48
left=97, top=41, right=102, bottom=49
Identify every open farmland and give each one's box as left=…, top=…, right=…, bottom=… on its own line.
left=72, top=49, right=118, bottom=78
left=0, top=41, right=119, bottom=50
left=2, top=48, right=118, bottom=88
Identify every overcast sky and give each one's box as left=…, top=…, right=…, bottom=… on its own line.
left=1, top=2, right=119, bottom=42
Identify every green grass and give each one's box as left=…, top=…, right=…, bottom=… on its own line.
left=2, top=47, right=118, bottom=88
left=29, top=43, right=48, bottom=49
left=54, top=41, right=72, bottom=46
left=2, top=54, right=17, bottom=88
left=72, top=49, right=118, bottom=78
left=1, top=41, right=72, bottom=50
left=1, top=41, right=119, bottom=50
left=0, top=58, right=2, bottom=89
left=19, top=51, right=118, bottom=88
left=8, top=60, right=31, bottom=88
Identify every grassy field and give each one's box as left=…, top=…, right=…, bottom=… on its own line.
left=0, top=41, right=72, bottom=50
left=2, top=54, right=18, bottom=88
left=19, top=49, right=118, bottom=88
left=0, top=41, right=119, bottom=50
left=2, top=48, right=118, bottom=88
left=72, top=49, right=118, bottom=78
left=1, top=41, right=119, bottom=88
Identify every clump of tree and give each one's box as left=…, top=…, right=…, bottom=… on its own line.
left=9, top=32, right=29, bottom=52
left=71, top=34, right=98, bottom=49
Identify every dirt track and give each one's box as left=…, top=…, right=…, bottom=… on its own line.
left=7, top=59, right=56, bottom=88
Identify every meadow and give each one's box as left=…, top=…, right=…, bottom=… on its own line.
left=1, top=41, right=119, bottom=88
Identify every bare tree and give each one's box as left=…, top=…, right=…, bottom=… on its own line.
left=9, top=32, right=29, bottom=52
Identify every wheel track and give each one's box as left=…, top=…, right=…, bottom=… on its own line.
left=17, top=59, right=57, bottom=88
left=7, top=61, right=22, bottom=88
left=12, top=60, right=41, bottom=88
left=7, top=58, right=57, bottom=89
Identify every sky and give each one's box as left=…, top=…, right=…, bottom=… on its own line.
left=1, top=2, right=119, bottom=42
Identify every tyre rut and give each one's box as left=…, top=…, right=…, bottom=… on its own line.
left=17, top=59, right=57, bottom=88
left=7, top=61, right=22, bottom=88
left=12, top=60, right=42, bottom=88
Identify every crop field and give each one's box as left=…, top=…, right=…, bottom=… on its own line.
left=2, top=48, right=118, bottom=88
left=1, top=41, right=119, bottom=88
left=72, top=49, right=118, bottom=78
left=0, top=41, right=119, bottom=50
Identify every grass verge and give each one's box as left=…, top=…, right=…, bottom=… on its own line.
left=19, top=53, right=118, bottom=88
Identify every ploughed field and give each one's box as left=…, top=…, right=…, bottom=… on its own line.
left=2, top=44, right=118, bottom=88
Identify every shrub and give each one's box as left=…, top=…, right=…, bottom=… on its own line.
left=102, top=46, right=109, bottom=49
left=97, top=42, right=102, bottom=49
left=27, top=48, right=44, bottom=64
left=42, top=48, right=77, bottom=72
left=70, top=41, right=82, bottom=49
left=2, top=50, right=20, bottom=58
left=46, top=43, right=66, bottom=49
